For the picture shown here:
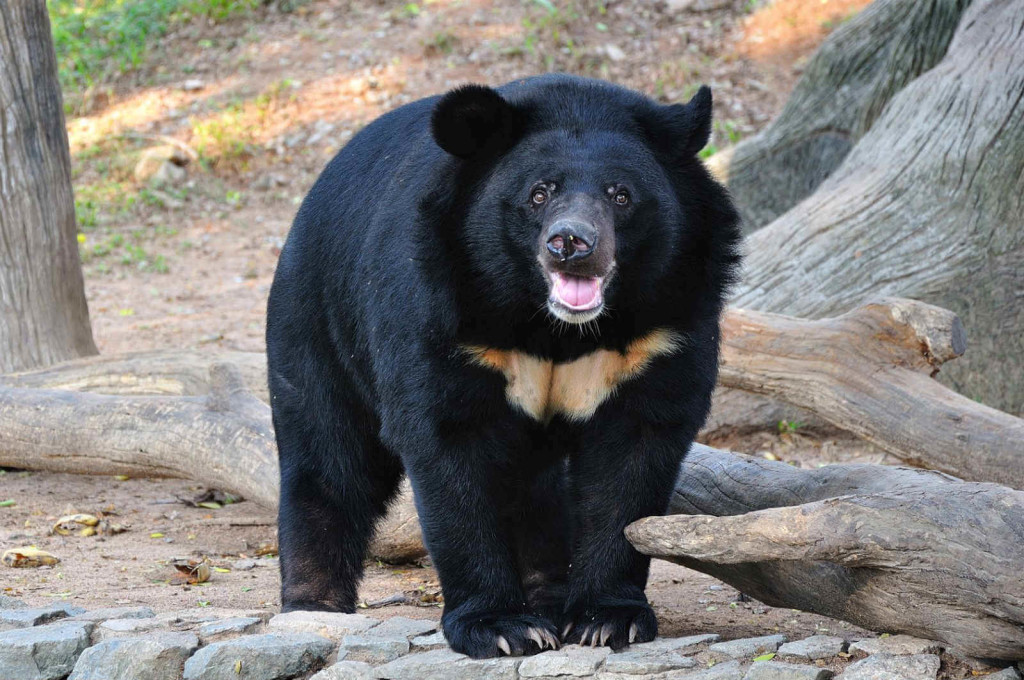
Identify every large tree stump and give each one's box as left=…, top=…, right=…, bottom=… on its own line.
left=731, top=0, right=1024, bottom=413
left=724, top=0, right=970, bottom=232
left=627, top=444, right=1024, bottom=661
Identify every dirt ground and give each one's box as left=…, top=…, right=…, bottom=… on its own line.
left=3, top=0, right=897, bottom=653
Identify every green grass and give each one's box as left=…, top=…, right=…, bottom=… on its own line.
left=49, top=0, right=259, bottom=97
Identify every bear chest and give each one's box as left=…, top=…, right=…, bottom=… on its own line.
left=462, top=329, right=681, bottom=423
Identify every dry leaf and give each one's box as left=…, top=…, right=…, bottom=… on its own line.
left=52, top=514, right=100, bottom=537
left=170, top=558, right=211, bottom=584
left=2, top=546, right=60, bottom=568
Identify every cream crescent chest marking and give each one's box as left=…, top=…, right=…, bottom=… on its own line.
left=462, top=329, right=683, bottom=423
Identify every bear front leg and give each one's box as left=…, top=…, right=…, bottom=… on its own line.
left=400, top=435, right=561, bottom=658
left=561, top=425, right=691, bottom=650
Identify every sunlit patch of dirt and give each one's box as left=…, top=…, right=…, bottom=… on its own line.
left=737, top=0, right=873, bottom=67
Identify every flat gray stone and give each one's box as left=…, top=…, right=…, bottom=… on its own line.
left=745, top=660, right=835, bottom=680
left=368, top=616, right=438, bottom=639
left=410, top=630, right=447, bottom=650
left=663, top=660, right=748, bottom=680
left=0, top=620, right=93, bottom=680
left=0, top=594, right=28, bottom=609
left=604, top=644, right=698, bottom=674
left=778, top=636, right=848, bottom=661
left=839, top=653, right=940, bottom=680
left=0, top=603, right=85, bottom=631
left=311, top=660, right=375, bottom=679
left=519, top=645, right=611, bottom=677
left=183, top=632, right=334, bottom=680
left=68, top=606, right=155, bottom=623
left=849, top=636, right=943, bottom=657
left=710, top=635, right=788, bottom=660
left=198, top=616, right=262, bottom=643
left=69, top=632, right=199, bottom=680
left=984, top=668, right=1021, bottom=680
left=372, top=648, right=521, bottom=680
left=338, top=633, right=409, bottom=664
left=96, top=617, right=168, bottom=640
left=631, top=634, right=722, bottom=656
left=156, top=608, right=274, bottom=630
left=267, top=610, right=379, bottom=641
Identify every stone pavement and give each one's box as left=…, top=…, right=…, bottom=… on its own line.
left=1, top=598, right=1021, bottom=680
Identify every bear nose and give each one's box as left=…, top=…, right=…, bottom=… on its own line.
left=546, top=221, right=597, bottom=262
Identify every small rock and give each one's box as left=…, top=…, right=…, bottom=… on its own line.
left=676, top=660, right=748, bottom=680
left=97, top=617, right=168, bottom=640
left=745, top=660, right=834, bottom=680
left=369, top=616, right=438, bottom=639
left=778, top=636, right=848, bottom=661
left=0, top=603, right=85, bottom=631
left=181, top=79, right=205, bottom=92
left=0, top=620, right=93, bottom=680
left=0, top=595, right=27, bottom=609
left=182, top=632, right=333, bottom=680
left=373, top=648, right=520, bottom=680
left=519, top=645, right=611, bottom=677
left=983, top=668, right=1021, bottom=680
left=849, top=636, right=943, bottom=657
left=839, top=653, right=941, bottom=680
left=310, top=660, right=375, bottom=679
left=197, top=616, right=261, bottom=643
left=232, top=558, right=258, bottom=571
left=666, top=0, right=732, bottom=11
left=337, top=633, right=409, bottom=664
left=604, top=44, right=626, bottom=61
left=267, top=610, right=379, bottom=641
left=68, top=606, right=155, bottom=624
left=68, top=632, right=198, bottom=680
left=604, top=644, right=697, bottom=675
left=410, top=630, right=447, bottom=650
left=156, top=608, right=273, bottom=630
left=134, top=145, right=190, bottom=184
left=638, top=634, right=722, bottom=655
left=709, top=635, right=788, bottom=660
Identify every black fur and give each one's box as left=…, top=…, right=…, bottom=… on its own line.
left=266, top=74, right=741, bottom=658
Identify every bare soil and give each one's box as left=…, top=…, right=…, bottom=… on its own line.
left=3, top=0, right=894, bottom=652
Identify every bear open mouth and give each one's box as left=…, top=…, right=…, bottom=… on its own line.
left=548, top=272, right=607, bottom=324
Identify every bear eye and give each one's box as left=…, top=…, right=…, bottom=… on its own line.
left=531, top=188, right=548, bottom=205
left=613, top=189, right=630, bottom=206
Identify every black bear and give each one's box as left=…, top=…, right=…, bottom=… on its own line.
left=266, top=74, right=741, bottom=658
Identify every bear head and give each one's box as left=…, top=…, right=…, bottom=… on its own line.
left=426, top=75, right=740, bottom=343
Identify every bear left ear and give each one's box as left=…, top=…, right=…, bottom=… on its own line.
left=431, top=84, right=524, bottom=159
left=645, top=85, right=713, bottom=159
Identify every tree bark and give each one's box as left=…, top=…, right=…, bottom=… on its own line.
left=724, top=0, right=971, bottom=232
left=0, top=1, right=97, bottom=372
left=733, top=0, right=1024, bottom=414
left=627, top=445, right=1024, bottom=661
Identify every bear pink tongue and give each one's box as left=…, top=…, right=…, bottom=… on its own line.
left=553, top=273, right=602, bottom=310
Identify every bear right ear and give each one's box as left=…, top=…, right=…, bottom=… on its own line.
left=431, top=85, right=523, bottom=159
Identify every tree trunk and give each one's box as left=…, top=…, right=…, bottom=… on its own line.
left=724, top=0, right=970, bottom=232
left=0, top=1, right=97, bottom=372
left=627, top=445, right=1024, bottom=661
left=733, top=0, right=1024, bottom=414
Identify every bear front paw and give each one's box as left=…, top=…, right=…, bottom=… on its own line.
left=443, top=609, right=560, bottom=658
left=561, top=599, right=657, bottom=650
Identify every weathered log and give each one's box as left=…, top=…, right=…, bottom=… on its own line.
left=717, top=297, right=1024, bottom=488
left=0, top=350, right=268, bottom=400
left=0, top=363, right=279, bottom=508
left=628, top=444, right=1024, bottom=661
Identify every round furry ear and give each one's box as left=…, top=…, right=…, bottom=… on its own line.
left=431, top=84, right=523, bottom=159
left=643, top=85, right=714, bottom=159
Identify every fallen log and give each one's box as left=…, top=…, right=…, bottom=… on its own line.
left=627, top=444, right=1024, bottom=661
left=0, top=363, right=279, bottom=507
left=717, top=298, right=1024, bottom=488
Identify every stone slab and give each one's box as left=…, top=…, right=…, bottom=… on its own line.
left=745, top=660, right=835, bottom=680
left=778, top=636, right=848, bottom=661
left=183, top=632, right=334, bottom=680
left=0, top=620, right=93, bottom=680
left=849, top=636, right=943, bottom=657
left=710, top=635, right=788, bottom=660
left=68, top=632, right=198, bottom=680
left=268, top=610, right=380, bottom=641
left=839, top=653, right=941, bottom=680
